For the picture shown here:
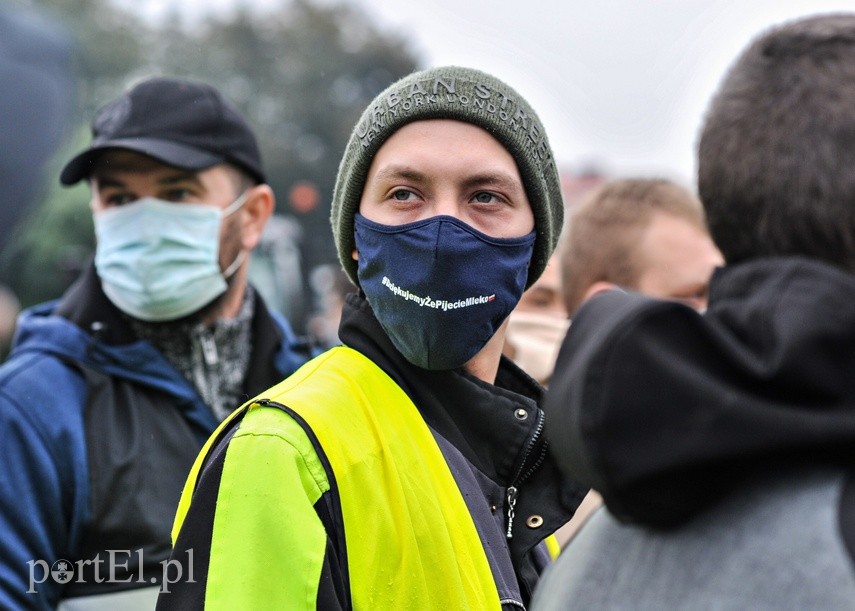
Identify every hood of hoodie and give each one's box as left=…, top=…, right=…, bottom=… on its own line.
left=545, top=257, right=855, bottom=527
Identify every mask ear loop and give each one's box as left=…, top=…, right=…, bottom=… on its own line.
left=222, top=249, right=248, bottom=279
left=222, top=188, right=251, bottom=217
left=220, top=189, right=252, bottom=278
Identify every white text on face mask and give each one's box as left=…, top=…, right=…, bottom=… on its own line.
left=381, top=276, right=496, bottom=311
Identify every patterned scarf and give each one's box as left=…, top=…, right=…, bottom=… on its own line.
left=129, top=287, right=255, bottom=421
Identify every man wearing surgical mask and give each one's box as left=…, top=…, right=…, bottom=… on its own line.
left=0, top=77, right=312, bottom=611
left=503, top=253, right=569, bottom=386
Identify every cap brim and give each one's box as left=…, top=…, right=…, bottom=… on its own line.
left=59, top=137, right=223, bottom=185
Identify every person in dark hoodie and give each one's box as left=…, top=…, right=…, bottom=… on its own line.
left=0, top=77, right=312, bottom=610
left=532, top=13, right=855, bottom=610
left=157, top=66, right=585, bottom=610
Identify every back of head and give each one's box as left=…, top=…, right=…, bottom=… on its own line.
left=698, top=13, right=855, bottom=270
left=561, top=178, right=705, bottom=315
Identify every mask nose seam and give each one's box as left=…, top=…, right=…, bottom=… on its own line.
left=433, top=219, right=442, bottom=260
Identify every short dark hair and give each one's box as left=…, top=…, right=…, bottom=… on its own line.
left=561, top=178, right=706, bottom=315
left=698, top=14, right=855, bottom=271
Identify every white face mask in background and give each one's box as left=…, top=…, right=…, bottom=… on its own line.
left=93, top=192, right=247, bottom=322
left=504, top=310, right=570, bottom=385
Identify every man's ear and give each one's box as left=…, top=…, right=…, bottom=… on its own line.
left=241, top=184, right=275, bottom=251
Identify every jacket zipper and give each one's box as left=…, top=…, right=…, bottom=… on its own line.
left=505, top=408, right=548, bottom=539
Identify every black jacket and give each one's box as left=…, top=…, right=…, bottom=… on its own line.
left=164, top=293, right=585, bottom=610
left=546, top=257, right=855, bottom=527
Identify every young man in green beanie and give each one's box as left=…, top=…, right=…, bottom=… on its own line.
left=157, top=66, right=585, bottom=610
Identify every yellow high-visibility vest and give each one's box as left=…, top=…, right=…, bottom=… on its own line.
left=173, top=346, right=502, bottom=609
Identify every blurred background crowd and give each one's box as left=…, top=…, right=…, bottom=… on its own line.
left=0, top=0, right=619, bottom=359
left=0, top=0, right=846, bottom=359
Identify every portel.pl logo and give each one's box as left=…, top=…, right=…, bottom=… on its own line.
left=27, top=549, right=194, bottom=594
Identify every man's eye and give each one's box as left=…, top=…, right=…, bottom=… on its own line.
left=473, top=192, right=497, bottom=203
left=105, top=194, right=134, bottom=206
left=392, top=189, right=414, bottom=201
left=165, top=189, right=193, bottom=202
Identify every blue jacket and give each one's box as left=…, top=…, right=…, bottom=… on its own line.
left=0, top=264, right=311, bottom=610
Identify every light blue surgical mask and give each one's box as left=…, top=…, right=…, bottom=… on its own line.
left=93, top=192, right=248, bottom=322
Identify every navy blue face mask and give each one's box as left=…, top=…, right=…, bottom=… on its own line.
left=354, top=213, right=536, bottom=370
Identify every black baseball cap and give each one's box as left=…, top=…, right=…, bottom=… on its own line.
left=60, top=76, right=266, bottom=185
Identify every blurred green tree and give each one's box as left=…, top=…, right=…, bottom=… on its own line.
left=1, top=0, right=421, bottom=317
left=154, top=0, right=421, bottom=275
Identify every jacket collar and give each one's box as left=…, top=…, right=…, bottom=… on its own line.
left=54, top=261, right=138, bottom=344
left=338, top=292, right=545, bottom=484
left=52, top=261, right=290, bottom=397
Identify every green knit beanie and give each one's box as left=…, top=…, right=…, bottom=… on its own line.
left=330, top=66, right=564, bottom=289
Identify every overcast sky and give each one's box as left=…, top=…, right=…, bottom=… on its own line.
left=126, top=0, right=855, bottom=186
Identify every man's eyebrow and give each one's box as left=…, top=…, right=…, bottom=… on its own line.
left=157, top=171, right=203, bottom=187
left=529, top=286, right=558, bottom=297
left=460, top=172, right=525, bottom=193
left=373, top=165, right=427, bottom=183
left=373, top=165, right=523, bottom=193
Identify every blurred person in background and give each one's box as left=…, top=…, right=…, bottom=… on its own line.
left=534, top=14, right=855, bottom=609
left=0, top=4, right=74, bottom=250
left=503, top=253, right=569, bottom=386
left=306, top=262, right=356, bottom=350
left=248, top=212, right=309, bottom=331
left=501, top=167, right=606, bottom=387
left=0, top=285, right=21, bottom=361
left=562, top=177, right=724, bottom=316
left=526, top=177, right=724, bottom=547
left=0, top=3, right=75, bottom=364
left=504, top=177, right=722, bottom=389
left=0, top=76, right=312, bottom=610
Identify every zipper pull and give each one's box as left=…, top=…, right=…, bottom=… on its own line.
left=199, top=333, right=218, bottom=367
left=506, top=485, right=518, bottom=539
